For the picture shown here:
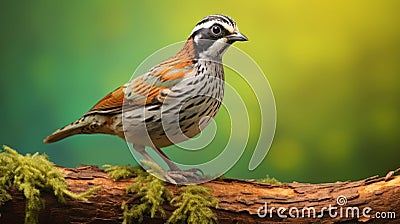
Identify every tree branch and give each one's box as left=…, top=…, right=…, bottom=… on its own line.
left=1, top=166, right=399, bottom=223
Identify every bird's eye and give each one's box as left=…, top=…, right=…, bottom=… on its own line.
left=211, top=25, right=222, bottom=36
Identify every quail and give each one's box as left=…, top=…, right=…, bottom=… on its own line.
left=44, top=14, right=248, bottom=183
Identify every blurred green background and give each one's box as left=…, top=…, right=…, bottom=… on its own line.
left=1, top=1, right=399, bottom=183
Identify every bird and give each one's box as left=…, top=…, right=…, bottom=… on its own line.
left=44, top=14, right=248, bottom=183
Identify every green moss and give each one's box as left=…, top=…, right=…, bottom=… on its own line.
left=121, top=166, right=172, bottom=224
left=103, top=164, right=143, bottom=181
left=167, top=186, right=218, bottom=224
left=0, top=145, right=100, bottom=224
left=105, top=162, right=220, bottom=223
left=104, top=163, right=170, bottom=223
left=258, top=175, right=282, bottom=185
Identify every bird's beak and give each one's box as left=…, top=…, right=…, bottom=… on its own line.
left=226, top=32, right=248, bottom=42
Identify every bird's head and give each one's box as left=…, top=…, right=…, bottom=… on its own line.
left=189, top=14, right=248, bottom=60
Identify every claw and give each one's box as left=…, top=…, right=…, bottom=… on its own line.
left=182, top=168, right=204, bottom=176
left=163, top=168, right=205, bottom=184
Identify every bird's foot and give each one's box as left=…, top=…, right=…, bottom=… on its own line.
left=163, top=168, right=205, bottom=184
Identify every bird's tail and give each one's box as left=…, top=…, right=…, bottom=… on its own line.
left=43, top=117, right=92, bottom=143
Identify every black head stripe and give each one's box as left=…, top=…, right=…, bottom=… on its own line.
left=196, top=14, right=236, bottom=28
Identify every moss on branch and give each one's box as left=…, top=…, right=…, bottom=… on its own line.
left=104, top=163, right=219, bottom=224
left=0, top=145, right=100, bottom=224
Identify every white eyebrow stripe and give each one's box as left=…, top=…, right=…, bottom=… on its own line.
left=190, top=21, right=235, bottom=36
left=213, top=14, right=235, bottom=27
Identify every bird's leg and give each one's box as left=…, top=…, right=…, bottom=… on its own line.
left=134, top=145, right=157, bottom=165
left=134, top=145, right=204, bottom=184
left=134, top=145, right=178, bottom=183
left=152, top=147, right=202, bottom=173
left=152, top=147, right=180, bottom=171
left=152, top=147, right=204, bottom=184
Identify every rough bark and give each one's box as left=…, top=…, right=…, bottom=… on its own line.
left=0, top=166, right=399, bottom=224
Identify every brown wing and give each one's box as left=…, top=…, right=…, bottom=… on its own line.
left=85, top=52, right=194, bottom=116
left=84, top=78, right=168, bottom=116
left=85, top=86, right=125, bottom=115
